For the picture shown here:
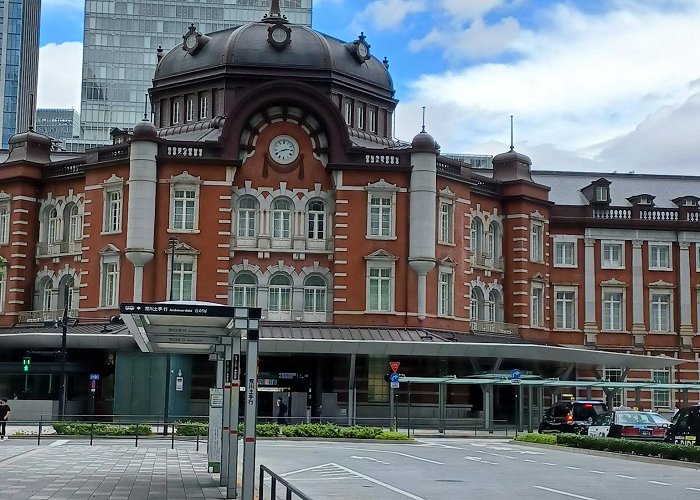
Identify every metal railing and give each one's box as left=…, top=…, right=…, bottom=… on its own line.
left=470, top=319, right=519, bottom=335
left=259, top=464, right=313, bottom=500
left=18, top=308, right=79, bottom=323
left=36, top=241, right=82, bottom=257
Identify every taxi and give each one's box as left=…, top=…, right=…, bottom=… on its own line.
left=587, top=409, right=669, bottom=440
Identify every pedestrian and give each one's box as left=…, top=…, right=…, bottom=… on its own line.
left=0, top=398, right=10, bottom=440
left=276, top=397, right=287, bottom=425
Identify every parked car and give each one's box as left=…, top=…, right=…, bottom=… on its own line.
left=538, top=400, right=607, bottom=434
left=665, top=405, right=700, bottom=446
left=587, top=410, right=669, bottom=440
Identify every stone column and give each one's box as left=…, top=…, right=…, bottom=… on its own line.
left=679, top=241, right=694, bottom=348
left=583, top=238, right=598, bottom=345
left=631, top=240, right=646, bottom=347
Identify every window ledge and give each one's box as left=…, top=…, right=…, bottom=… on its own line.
left=438, top=241, right=456, bottom=247
left=100, top=231, right=122, bottom=236
left=600, top=329, right=630, bottom=334
left=648, top=331, right=677, bottom=335
left=552, top=328, right=582, bottom=333
left=648, top=267, right=672, bottom=272
left=366, top=235, right=397, bottom=241
left=553, top=263, right=578, bottom=268
left=168, top=228, right=201, bottom=234
left=364, top=310, right=397, bottom=314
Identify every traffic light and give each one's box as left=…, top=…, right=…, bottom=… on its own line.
left=22, top=356, right=31, bottom=373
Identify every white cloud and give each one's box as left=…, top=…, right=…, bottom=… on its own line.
left=438, top=0, right=507, bottom=21
left=37, top=42, right=82, bottom=111
left=353, top=0, right=426, bottom=30
left=396, top=1, right=700, bottom=173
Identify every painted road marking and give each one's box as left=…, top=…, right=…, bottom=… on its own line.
left=542, top=462, right=557, bottom=466
left=648, top=481, right=670, bottom=486
left=523, top=459, right=536, bottom=463
left=616, top=474, right=636, bottom=479
left=282, top=463, right=426, bottom=499
left=350, top=456, right=389, bottom=465
left=565, top=466, right=580, bottom=470
left=534, top=485, right=598, bottom=500
left=464, top=456, right=498, bottom=465
left=589, top=471, right=605, bottom=474
left=687, top=487, right=700, bottom=492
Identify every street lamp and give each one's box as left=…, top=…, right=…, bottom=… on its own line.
left=58, top=284, right=69, bottom=419
left=163, top=236, right=178, bottom=434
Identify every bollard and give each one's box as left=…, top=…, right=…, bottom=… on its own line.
left=37, top=418, right=42, bottom=446
left=196, top=432, right=200, bottom=452
left=171, top=425, right=175, bottom=449
left=135, top=425, right=139, bottom=448
left=90, top=422, right=94, bottom=446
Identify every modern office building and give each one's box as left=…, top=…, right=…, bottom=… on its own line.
left=70, top=0, right=313, bottom=151
left=0, top=4, right=691, bottom=423
left=35, top=108, right=80, bottom=142
left=0, top=0, right=40, bottom=148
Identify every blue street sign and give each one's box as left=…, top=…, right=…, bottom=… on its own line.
left=510, top=369, right=521, bottom=380
left=89, top=374, right=100, bottom=381
left=390, top=373, right=400, bottom=383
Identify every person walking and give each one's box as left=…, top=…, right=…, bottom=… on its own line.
left=276, top=397, right=287, bottom=425
left=0, top=398, right=10, bottom=440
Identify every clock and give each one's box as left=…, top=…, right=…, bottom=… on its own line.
left=357, top=42, right=369, bottom=59
left=269, top=135, right=299, bottom=165
left=347, top=32, right=371, bottom=63
left=181, top=24, right=210, bottom=55
left=267, top=22, right=292, bottom=50
left=185, top=33, right=197, bottom=50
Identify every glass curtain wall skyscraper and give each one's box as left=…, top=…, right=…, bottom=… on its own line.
left=73, top=0, right=312, bottom=151
left=0, top=0, right=40, bottom=148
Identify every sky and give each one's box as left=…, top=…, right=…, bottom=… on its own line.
left=37, top=0, right=700, bottom=174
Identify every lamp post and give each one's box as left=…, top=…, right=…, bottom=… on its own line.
left=58, top=284, right=69, bottom=419
left=163, top=236, right=178, bottom=434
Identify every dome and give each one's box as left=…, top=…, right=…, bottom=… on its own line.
left=154, top=21, right=394, bottom=93
left=411, top=131, right=438, bottom=153
left=493, top=148, right=532, bottom=165
left=132, top=119, right=158, bottom=141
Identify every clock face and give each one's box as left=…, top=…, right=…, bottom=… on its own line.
left=269, top=135, right=299, bottom=165
left=185, top=34, right=197, bottom=49
left=272, top=27, right=288, bottom=44
left=357, top=42, right=368, bottom=58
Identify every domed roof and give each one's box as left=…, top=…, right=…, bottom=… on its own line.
left=154, top=19, right=393, bottom=93
left=411, top=130, right=438, bottom=153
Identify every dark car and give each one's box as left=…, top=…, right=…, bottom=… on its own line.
left=665, top=405, right=700, bottom=446
left=538, top=400, right=607, bottom=434
left=587, top=410, right=669, bottom=440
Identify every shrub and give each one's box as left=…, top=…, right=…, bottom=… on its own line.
left=376, top=431, right=411, bottom=440
left=236, top=422, right=281, bottom=437
left=555, top=434, right=700, bottom=463
left=339, top=426, right=384, bottom=439
left=176, top=421, right=208, bottom=436
left=52, top=422, right=152, bottom=436
left=514, top=433, right=557, bottom=445
left=280, top=423, right=343, bottom=438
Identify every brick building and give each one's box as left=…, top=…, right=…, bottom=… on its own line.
left=0, top=5, right=693, bottom=421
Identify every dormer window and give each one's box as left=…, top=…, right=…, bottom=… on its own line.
left=343, top=100, right=353, bottom=126
left=684, top=199, right=696, bottom=207
left=673, top=196, right=699, bottom=208
left=626, top=194, right=655, bottom=207
left=639, top=196, right=651, bottom=205
left=595, top=186, right=608, bottom=202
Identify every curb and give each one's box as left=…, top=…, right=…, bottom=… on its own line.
left=511, top=440, right=700, bottom=470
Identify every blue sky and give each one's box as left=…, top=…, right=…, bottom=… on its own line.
left=37, top=0, right=700, bottom=174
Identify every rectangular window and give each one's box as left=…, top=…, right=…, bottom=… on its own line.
left=554, top=289, right=576, bottom=329
left=554, top=241, right=576, bottom=267
left=438, top=271, right=453, bottom=316
left=438, top=202, right=453, bottom=244
left=652, top=368, right=671, bottom=408
left=171, top=262, right=194, bottom=301
left=172, top=101, right=181, bottom=124
left=304, top=287, right=326, bottom=313
left=356, top=105, right=365, bottom=129
left=368, top=357, right=389, bottom=402
left=531, top=283, right=544, bottom=327
left=649, top=243, right=671, bottom=270
left=69, top=211, right=83, bottom=242
left=269, top=287, right=292, bottom=312
left=596, top=186, right=607, bottom=202
left=105, top=191, right=122, bottom=232
left=173, top=189, right=196, bottom=230
left=0, top=203, right=9, bottom=244
left=604, top=368, right=624, bottom=407
left=307, top=203, right=325, bottom=240
left=368, top=195, right=392, bottom=237
left=368, top=108, right=377, bottom=133
left=602, top=291, right=623, bottom=331
left=272, top=211, right=292, bottom=239
left=199, top=95, right=208, bottom=119
left=368, top=266, right=392, bottom=312
left=343, top=101, right=352, bottom=126
left=185, top=98, right=194, bottom=122
left=530, top=220, right=544, bottom=262
left=101, top=262, right=119, bottom=307
left=233, top=284, right=256, bottom=307
left=650, top=293, right=671, bottom=332
left=602, top=242, right=624, bottom=268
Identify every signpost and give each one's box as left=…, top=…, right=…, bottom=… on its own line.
left=511, top=369, right=522, bottom=435
left=208, top=388, right=223, bottom=472
left=389, top=362, right=400, bottom=431
left=510, top=369, right=522, bottom=385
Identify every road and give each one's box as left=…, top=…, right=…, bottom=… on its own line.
left=254, top=438, right=700, bottom=500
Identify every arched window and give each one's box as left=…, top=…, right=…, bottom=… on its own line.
left=237, top=197, right=258, bottom=240
left=268, top=274, right=292, bottom=320
left=487, top=221, right=500, bottom=260
left=470, top=287, right=485, bottom=321
left=303, top=275, right=327, bottom=318
left=272, top=199, right=292, bottom=242
left=41, top=279, right=53, bottom=312
left=307, top=200, right=325, bottom=240
left=487, top=289, right=504, bottom=322
left=58, top=276, right=77, bottom=311
left=47, top=207, right=59, bottom=244
left=233, top=273, right=257, bottom=307
left=68, top=204, right=82, bottom=242
left=470, top=218, right=483, bottom=259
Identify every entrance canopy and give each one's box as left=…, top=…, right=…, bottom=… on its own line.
left=119, top=301, right=261, bottom=354
left=400, top=376, right=700, bottom=390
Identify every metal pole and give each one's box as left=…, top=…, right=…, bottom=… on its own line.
left=227, top=338, right=241, bottom=499
left=163, top=236, right=177, bottom=435
left=407, top=382, right=411, bottom=438
left=241, top=329, right=259, bottom=500
left=168, top=236, right=177, bottom=301
left=389, top=385, right=395, bottom=431
left=58, top=285, right=69, bottom=419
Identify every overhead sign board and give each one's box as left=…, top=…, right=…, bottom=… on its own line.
left=120, top=302, right=258, bottom=318
left=389, top=361, right=400, bottom=373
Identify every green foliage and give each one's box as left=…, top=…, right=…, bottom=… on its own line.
left=236, top=422, right=280, bottom=437
left=376, top=431, right=411, bottom=440
left=555, top=434, right=700, bottom=462
left=514, top=433, right=557, bottom=445
left=280, top=423, right=343, bottom=438
left=175, top=421, right=208, bottom=436
left=339, top=426, right=384, bottom=439
left=52, top=422, right=152, bottom=436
